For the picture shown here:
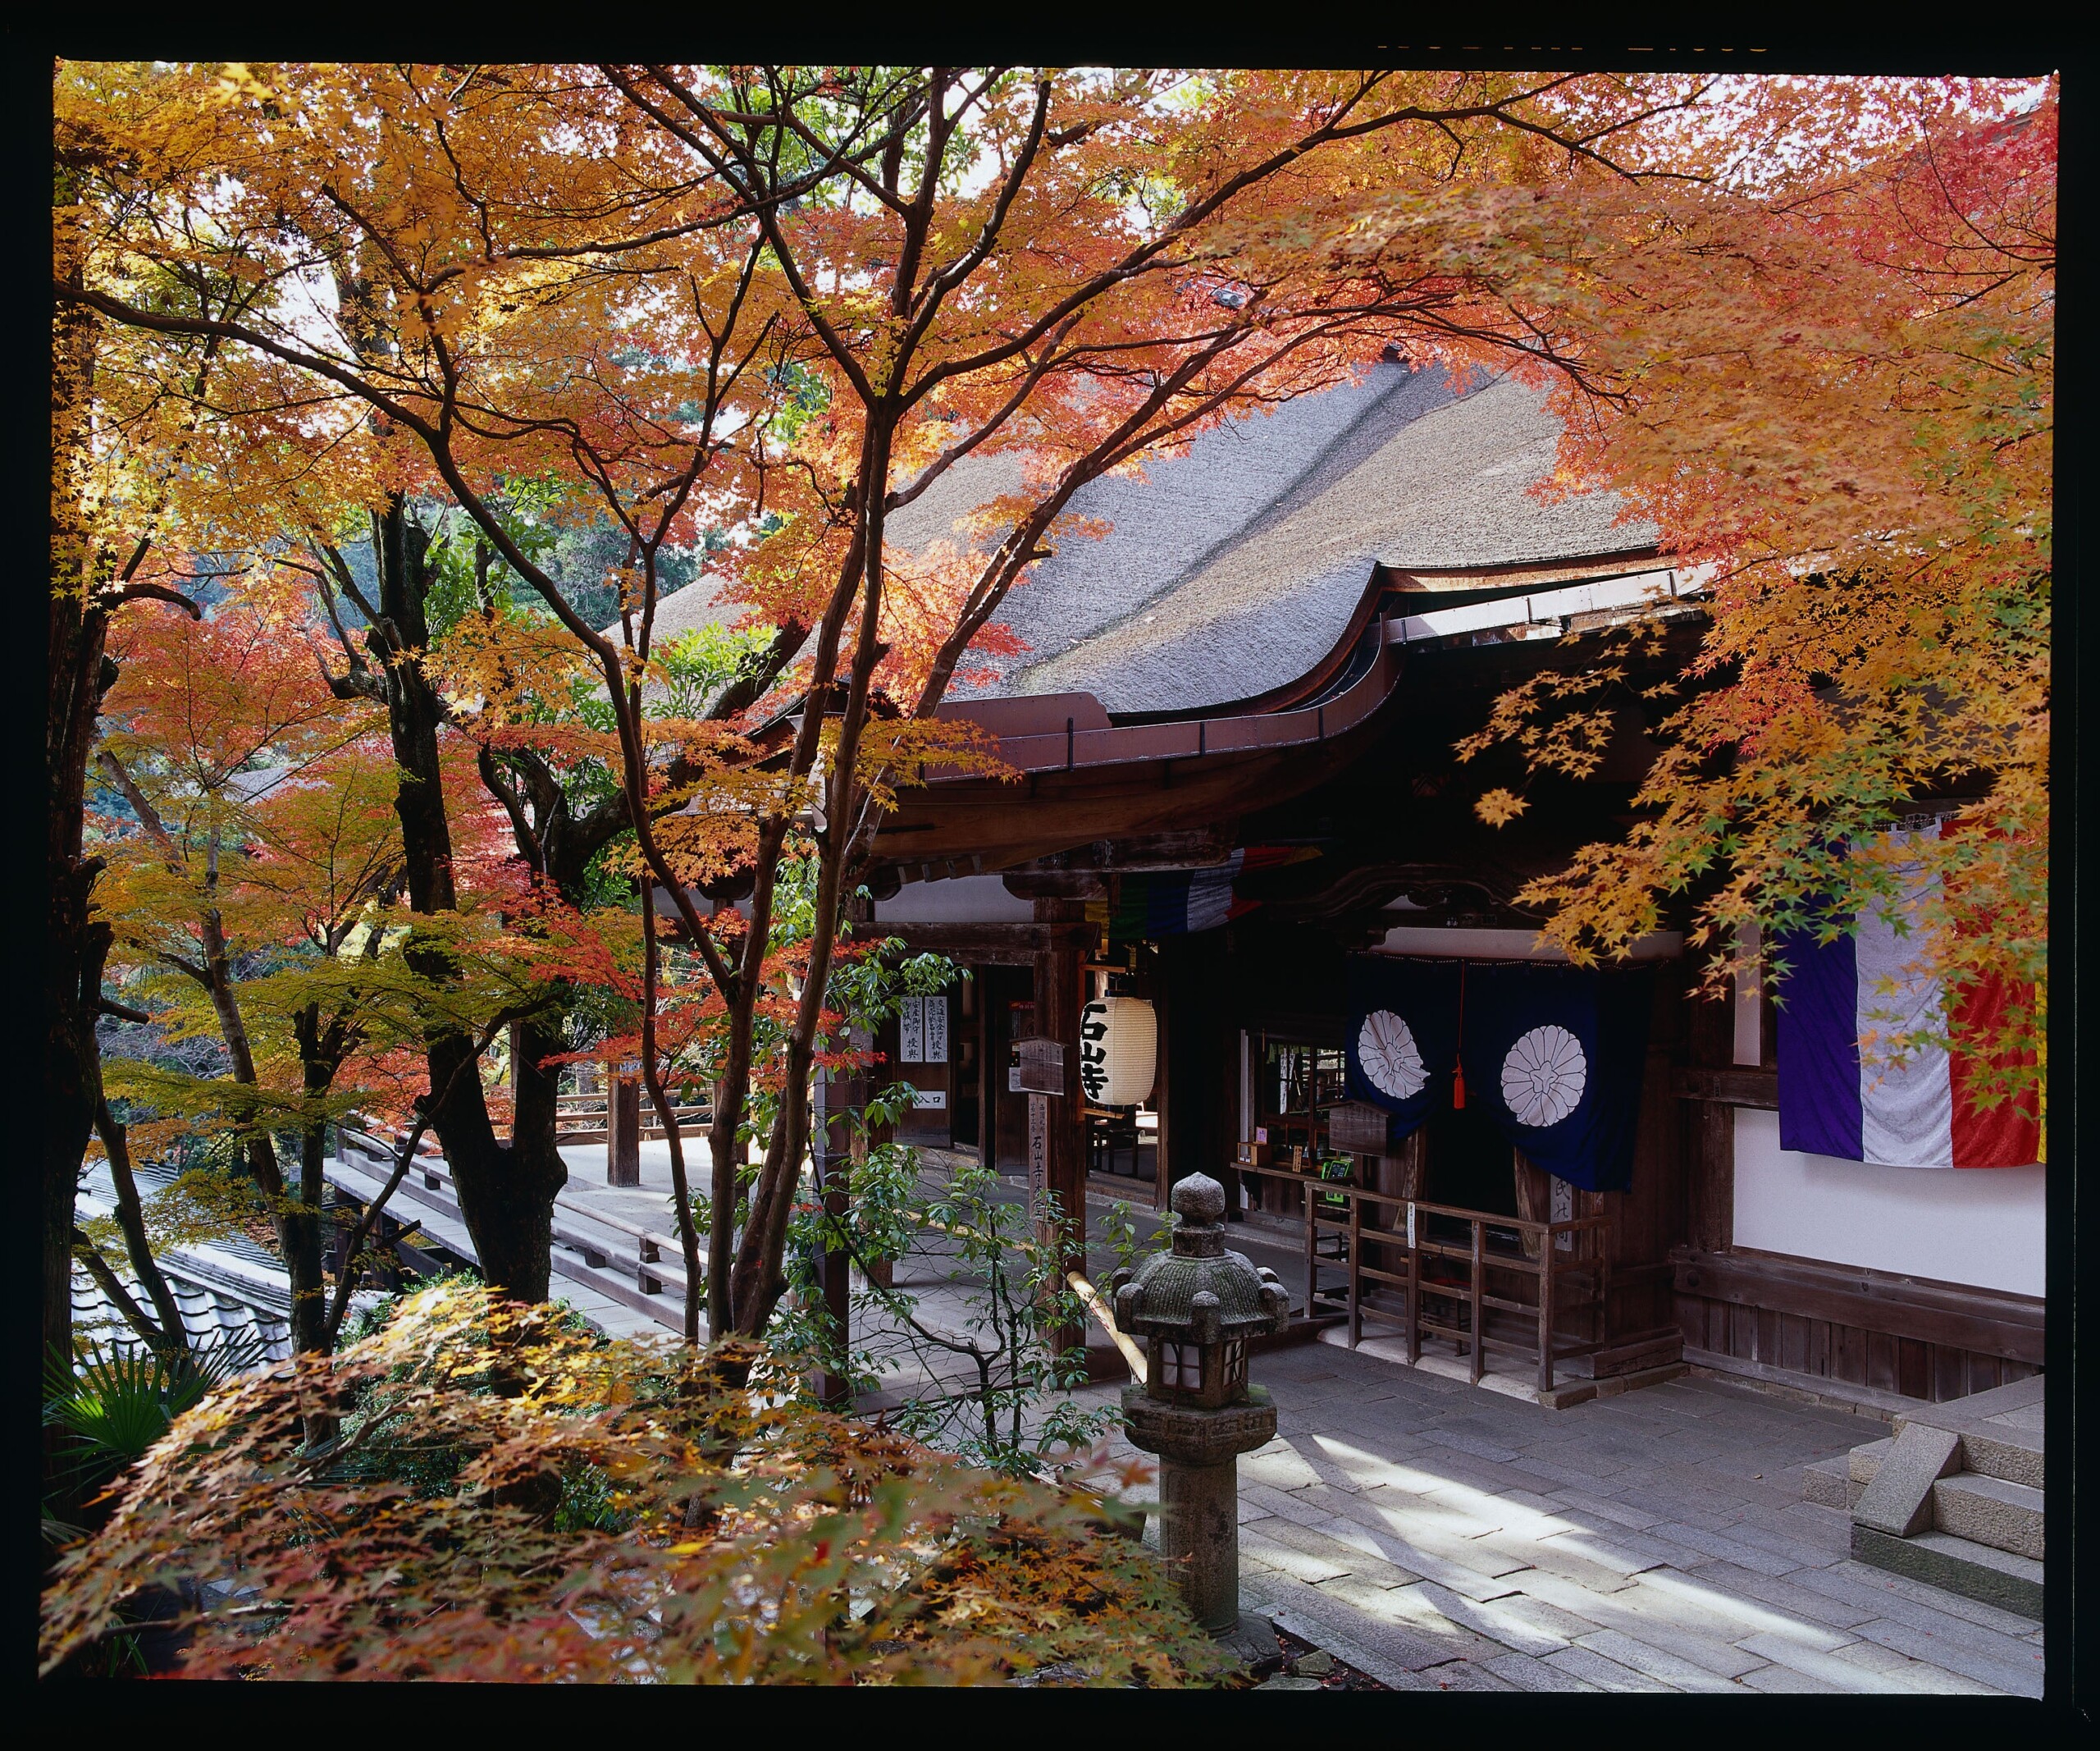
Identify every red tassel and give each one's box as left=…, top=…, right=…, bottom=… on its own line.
left=1452, top=961, right=1468, bottom=1108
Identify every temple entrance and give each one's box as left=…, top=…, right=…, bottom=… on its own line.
left=1421, top=1099, right=1521, bottom=1219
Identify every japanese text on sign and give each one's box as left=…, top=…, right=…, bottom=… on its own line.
left=1027, top=1094, right=1049, bottom=1209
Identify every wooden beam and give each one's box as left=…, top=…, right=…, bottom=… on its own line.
left=874, top=921, right=1096, bottom=966
left=1675, top=1067, right=1780, bottom=1109
left=1034, top=898, right=1092, bottom=1360
left=874, top=739, right=1367, bottom=867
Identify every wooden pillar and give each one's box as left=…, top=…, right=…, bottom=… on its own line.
left=1033, top=898, right=1089, bottom=1359
left=1689, top=1103, right=1736, bottom=1253
left=1684, top=962, right=1736, bottom=1254
left=609, top=1077, right=641, bottom=1186
left=975, top=972, right=993, bottom=1161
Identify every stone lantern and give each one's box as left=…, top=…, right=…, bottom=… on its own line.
left=1112, top=1172, right=1290, bottom=1634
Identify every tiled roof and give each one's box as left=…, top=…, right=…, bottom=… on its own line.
left=889, top=363, right=1658, bottom=715
left=70, top=1159, right=314, bottom=1368
left=71, top=1259, right=294, bottom=1365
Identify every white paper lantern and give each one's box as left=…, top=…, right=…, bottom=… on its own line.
left=1080, top=996, right=1157, bottom=1107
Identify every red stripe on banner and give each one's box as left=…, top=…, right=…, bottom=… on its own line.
left=1939, top=815, right=2042, bottom=1168
left=1948, top=968, right=2040, bottom=1166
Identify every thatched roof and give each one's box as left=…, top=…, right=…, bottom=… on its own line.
left=888, top=362, right=1656, bottom=715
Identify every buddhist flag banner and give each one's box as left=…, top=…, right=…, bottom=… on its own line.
left=1459, top=962, right=1655, bottom=1194
left=1344, top=956, right=1653, bottom=1189
left=1095, top=845, right=1322, bottom=943
left=1345, top=956, right=1463, bottom=1141
left=1775, top=825, right=2040, bottom=1169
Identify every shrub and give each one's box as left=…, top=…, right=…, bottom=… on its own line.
left=40, top=1282, right=1230, bottom=1685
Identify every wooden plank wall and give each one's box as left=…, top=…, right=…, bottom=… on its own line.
left=1596, top=960, right=1692, bottom=1337
left=1672, top=1247, right=2043, bottom=1404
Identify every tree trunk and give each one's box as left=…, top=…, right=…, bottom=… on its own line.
left=46, top=402, right=107, bottom=1375
left=365, top=499, right=564, bottom=1301
left=285, top=1111, right=331, bottom=1357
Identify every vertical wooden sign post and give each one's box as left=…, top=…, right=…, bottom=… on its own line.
left=1030, top=898, right=1090, bottom=1361
left=1027, top=1092, right=1049, bottom=1208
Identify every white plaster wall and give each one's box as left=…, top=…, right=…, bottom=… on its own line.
left=1732, top=1107, right=2045, bottom=1296
left=873, top=872, right=1034, bottom=924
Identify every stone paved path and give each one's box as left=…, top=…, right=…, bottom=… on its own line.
left=541, top=1142, right=2044, bottom=1694
left=1074, top=1343, right=2046, bottom=1695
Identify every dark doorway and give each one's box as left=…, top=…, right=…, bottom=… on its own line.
left=1422, top=1100, right=1519, bottom=1218
left=982, top=965, right=1034, bottom=1172
left=950, top=967, right=982, bottom=1155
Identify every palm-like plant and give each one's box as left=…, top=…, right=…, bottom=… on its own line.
left=43, top=1335, right=268, bottom=1534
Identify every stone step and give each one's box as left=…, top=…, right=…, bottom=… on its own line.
left=1849, top=1435, right=1894, bottom=1484
left=1852, top=1421, right=1962, bottom=1538
left=1932, top=1472, right=2044, bottom=1561
left=1802, top=1433, right=1895, bottom=1510
left=1954, top=1422, right=2044, bottom=1491
left=1851, top=1525, right=2043, bottom=1622
left=1892, top=1375, right=2043, bottom=1490
left=1801, top=1456, right=1858, bottom=1511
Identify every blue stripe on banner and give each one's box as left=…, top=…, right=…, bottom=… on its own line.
left=1145, top=874, right=1191, bottom=938
left=1776, top=926, right=1864, bottom=1159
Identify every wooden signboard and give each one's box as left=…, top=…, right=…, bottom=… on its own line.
left=1326, top=1100, right=1391, bottom=1154
left=1016, top=1037, right=1066, bottom=1095
left=898, top=996, right=925, bottom=1063
left=924, top=995, right=949, bottom=1063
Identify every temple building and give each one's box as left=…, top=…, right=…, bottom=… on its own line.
left=835, top=358, right=2045, bottom=1413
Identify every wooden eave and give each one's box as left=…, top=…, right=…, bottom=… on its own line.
left=1106, top=546, right=1664, bottom=727
left=872, top=550, right=1683, bottom=872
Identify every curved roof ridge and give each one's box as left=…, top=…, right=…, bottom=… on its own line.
left=1061, top=359, right=1463, bottom=651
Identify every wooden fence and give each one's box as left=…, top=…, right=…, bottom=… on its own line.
left=1235, top=1162, right=1612, bottom=1393
left=553, top=1088, right=710, bottom=1145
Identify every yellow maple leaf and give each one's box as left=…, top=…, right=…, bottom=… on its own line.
left=1474, top=788, right=1529, bottom=827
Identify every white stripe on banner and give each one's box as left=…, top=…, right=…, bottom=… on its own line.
left=1855, top=825, right=1955, bottom=1168
left=1185, top=850, right=1244, bottom=933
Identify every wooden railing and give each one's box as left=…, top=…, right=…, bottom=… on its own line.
left=553, top=1090, right=710, bottom=1145
left=1234, top=1163, right=1611, bottom=1393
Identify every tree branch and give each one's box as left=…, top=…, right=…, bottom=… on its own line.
left=70, top=1229, right=168, bottom=1354
left=93, top=1099, right=191, bottom=1357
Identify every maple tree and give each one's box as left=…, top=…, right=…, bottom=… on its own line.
left=87, top=580, right=439, bottom=1356
left=48, top=119, right=241, bottom=1382
left=40, top=1281, right=1228, bottom=1685
left=543, top=66, right=1766, bottom=1342
left=1420, top=80, right=2052, bottom=1099
left=57, top=62, right=1727, bottom=1354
